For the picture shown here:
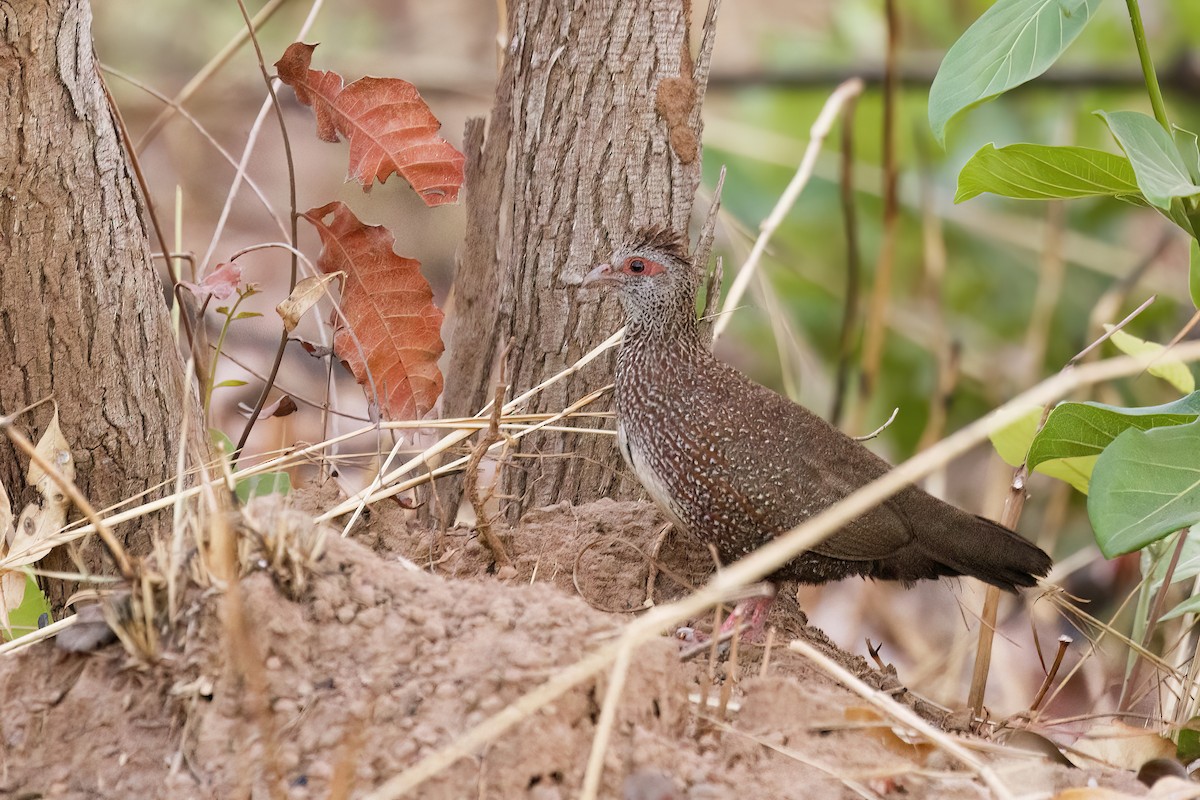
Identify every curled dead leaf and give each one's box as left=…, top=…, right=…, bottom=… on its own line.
left=276, top=272, right=342, bottom=333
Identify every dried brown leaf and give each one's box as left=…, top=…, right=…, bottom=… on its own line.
left=275, top=42, right=344, bottom=142
left=277, top=272, right=342, bottom=333
left=302, top=202, right=444, bottom=420
left=275, top=42, right=465, bottom=204
left=334, top=76, right=465, bottom=203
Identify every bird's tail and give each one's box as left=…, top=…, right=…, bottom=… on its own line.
left=930, top=514, right=1052, bottom=593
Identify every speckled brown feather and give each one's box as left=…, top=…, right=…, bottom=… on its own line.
left=601, top=234, right=1052, bottom=591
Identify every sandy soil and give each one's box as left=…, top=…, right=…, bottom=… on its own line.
left=0, top=492, right=1154, bottom=799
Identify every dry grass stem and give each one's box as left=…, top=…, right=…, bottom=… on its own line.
left=713, top=77, right=865, bottom=340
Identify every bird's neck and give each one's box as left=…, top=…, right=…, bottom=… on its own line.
left=618, top=299, right=709, bottom=374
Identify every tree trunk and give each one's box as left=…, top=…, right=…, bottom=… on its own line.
left=0, top=0, right=204, bottom=614
left=442, top=0, right=718, bottom=523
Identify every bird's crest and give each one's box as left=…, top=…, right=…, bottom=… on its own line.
left=628, top=225, right=689, bottom=262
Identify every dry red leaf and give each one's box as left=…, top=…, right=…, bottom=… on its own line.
left=276, top=42, right=465, bottom=205
left=301, top=202, right=444, bottom=420
left=274, top=42, right=344, bottom=142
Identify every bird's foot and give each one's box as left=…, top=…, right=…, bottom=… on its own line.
left=675, top=594, right=777, bottom=659
left=717, top=595, right=775, bottom=642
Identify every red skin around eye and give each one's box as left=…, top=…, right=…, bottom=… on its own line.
left=621, top=257, right=666, bottom=277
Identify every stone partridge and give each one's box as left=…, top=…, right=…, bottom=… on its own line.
left=583, top=226, right=1051, bottom=624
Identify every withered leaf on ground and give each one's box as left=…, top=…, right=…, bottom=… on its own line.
left=301, top=202, right=444, bottom=420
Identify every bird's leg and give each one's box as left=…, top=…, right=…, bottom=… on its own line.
left=676, top=584, right=778, bottom=655
left=716, top=592, right=776, bottom=643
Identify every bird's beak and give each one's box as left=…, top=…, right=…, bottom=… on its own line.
left=582, top=262, right=618, bottom=287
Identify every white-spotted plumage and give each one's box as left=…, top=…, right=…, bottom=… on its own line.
left=589, top=226, right=1052, bottom=591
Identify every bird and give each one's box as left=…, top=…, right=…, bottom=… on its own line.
left=583, top=225, right=1052, bottom=634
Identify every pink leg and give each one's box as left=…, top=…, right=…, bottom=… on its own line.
left=717, top=594, right=775, bottom=642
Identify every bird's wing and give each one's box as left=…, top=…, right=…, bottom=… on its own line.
left=718, top=371, right=919, bottom=562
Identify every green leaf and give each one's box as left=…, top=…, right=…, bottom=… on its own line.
left=235, top=472, right=291, bottom=502
left=1096, top=111, right=1200, bottom=210
left=987, top=405, right=1098, bottom=493
left=1190, top=239, right=1200, bottom=309
left=233, top=311, right=263, bottom=320
left=214, top=379, right=249, bottom=389
left=929, top=0, right=1100, bottom=145
left=1028, top=393, right=1200, bottom=470
left=1175, top=127, right=1200, bottom=184
left=1141, top=530, right=1200, bottom=594
left=955, top=143, right=1141, bottom=203
left=210, top=429, right=236, bottom=456
left=1105, top=326, right=1196, bottom=394
left=989, top=406, right=1041, bottom=467
left=1177, top=718, right=1200, bottom=761
left=4, top=576, right=51, bottom=641
left=1088, top=419, right=1200, bottom=558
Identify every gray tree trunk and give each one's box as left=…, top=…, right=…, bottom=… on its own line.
left=441, top=0, right=718, bottom=523
left=0, top=0, right=204, bottom=614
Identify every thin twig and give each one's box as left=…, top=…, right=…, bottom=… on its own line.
left=232, top=0, right=302, bottom=463
left=854, top=0, right=901, bottom=424
left=830, top=90, right=861, bottom=426
left=713, top=78, right=864, bottom=339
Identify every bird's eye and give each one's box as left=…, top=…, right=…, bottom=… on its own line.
left=628, top=259, right=646, bottom=273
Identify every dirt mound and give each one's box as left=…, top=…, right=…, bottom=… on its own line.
left=0, top=496, right=1148, bottom=799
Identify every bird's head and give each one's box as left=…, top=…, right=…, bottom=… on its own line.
left=583, top=226, right=698, bottom=324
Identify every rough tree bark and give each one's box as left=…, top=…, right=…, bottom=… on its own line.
left=441, top=0, right=719, bottom=523
left=0, top=1, right=204, bottom=613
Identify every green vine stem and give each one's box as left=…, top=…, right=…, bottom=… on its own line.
left=1125, top=0, right=1170, bottom=131
left=204, top=293, right=248, bottom=421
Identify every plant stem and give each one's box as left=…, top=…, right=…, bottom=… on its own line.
left=1125, top=0, right=1170, bottom=131
left=204, top=298, right=242, bottom=420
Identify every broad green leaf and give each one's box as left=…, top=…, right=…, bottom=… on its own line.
left=989, top=406, right=1042, bottom=467
left=1175, top=127, right=1200, bottom=184
left=236, top=472, right=292, bottom=502
left=1028, top=393, right=1200, bottom=470
left=929, top=0, right=1100, bottom=145
left=1088, top=419, right=1200, bottom=558
left=1191, top=239, right=1200, bottom=309
left=987, top=405, right=1098, bottom=493
left=955, top=143, right=1141, bottom=203
left=1096, top=111, right=1200, bottom=210
left=1177, top=718, right=1200, bottom=761
left=1105, top=326, right=1196, bottom=394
